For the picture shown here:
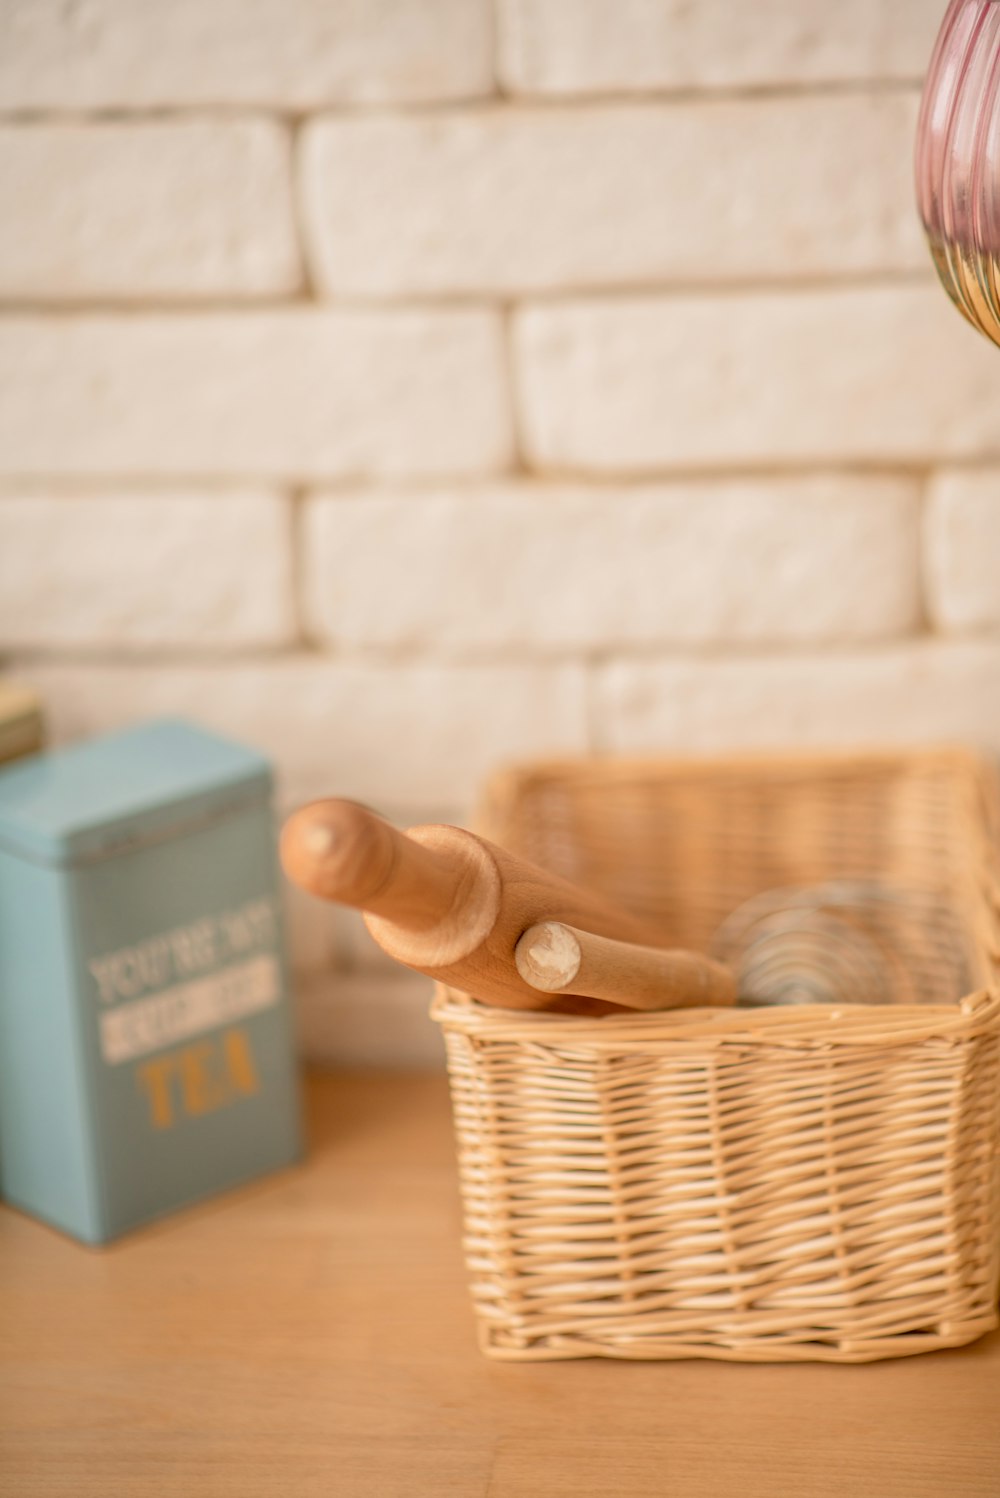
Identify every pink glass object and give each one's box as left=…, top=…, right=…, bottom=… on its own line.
left=916, top=0, right=1000, bottom=344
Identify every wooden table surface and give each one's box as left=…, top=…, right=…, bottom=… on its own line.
left=2, top=1071, right=998, bottom=1497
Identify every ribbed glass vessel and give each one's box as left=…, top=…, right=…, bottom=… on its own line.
left=916, top=0, right=1000, bottom=345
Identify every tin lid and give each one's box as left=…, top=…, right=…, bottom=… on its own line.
left=0, top=718, right=273, bottom=866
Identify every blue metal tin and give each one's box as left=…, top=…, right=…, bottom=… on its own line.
left=0, top=718, right=302, bottom=1243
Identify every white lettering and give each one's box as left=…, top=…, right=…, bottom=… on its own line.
left=88, top=898, right=277, bottom=1007
left=100, top=954, right=281, bottom=1064
left=88, top=955, right=118, bottom=1005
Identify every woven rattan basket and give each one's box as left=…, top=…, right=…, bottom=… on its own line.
left=431, top=748, right=1000, bottom=1362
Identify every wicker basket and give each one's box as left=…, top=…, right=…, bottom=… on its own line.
left=431, top=748, right=1000, bottom=1362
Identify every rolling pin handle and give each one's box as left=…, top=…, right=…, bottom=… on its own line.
left=516, top=921, right=738, bottom=1011
left=280, top=800, right=466, bottom=932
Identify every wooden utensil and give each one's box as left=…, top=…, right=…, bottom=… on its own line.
left=515, top=921, right=737, bottom=1011
left=281, top=798, right=735, bottom=1013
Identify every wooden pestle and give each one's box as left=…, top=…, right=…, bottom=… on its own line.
left=281, top=798, right=737, bottom=1014
left=515, top=921, right=737, bottom=1011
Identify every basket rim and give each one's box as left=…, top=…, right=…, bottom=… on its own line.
left=478, top=742, right=998, bottom=791
left=431, top=984, right=1000, bottom=1050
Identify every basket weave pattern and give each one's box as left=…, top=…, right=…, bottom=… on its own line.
left=433, top=751, right=1000, bottom=1362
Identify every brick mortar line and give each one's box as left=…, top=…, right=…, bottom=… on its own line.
left=498, top=303, right=528, bottom=474
left=0, top=76, right=926, bottom=126
left=913, top=472, right=936, bottom=634
left=311, top=271, right=939, bottom=306
left=497, top=458, right=1000, bottom=483
left=286, top=486, right=313, bottom=650
left=0, top=272, right=940, bottom=316
left=8, top=630, right=999, bottom=672
left=287, top=117, right=319, bottom=301
left=573, top=632, right=1000, bottom=666
left=0, top=461, right=977, bottom=488
left=488, top=0, right=506, bottom=102
left=0, top=468, right=942, bottom=491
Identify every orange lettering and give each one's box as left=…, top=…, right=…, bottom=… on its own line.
left=223, top=1026, right=260, bottom=1098
left=136, top=1055, right=177, bottom=1129
left=135, top=1029, right=262, bottom=1128
left=180, top=1040, right=228, bottom=1117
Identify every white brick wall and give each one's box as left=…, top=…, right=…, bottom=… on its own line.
left=3, top=0, right=999, bottom=1066
left=302, top=479, right=921, bottom=651
left=924, top=470, right=1000, bottom=633
left=595, top=640, right=1000, bottom=752
left=0, top=313, right=511, bottom=477
left=497, top=0, right=942, bottom=94
left=0, top=0, right=493, bottom=108
left=0, top=121, right=300, bottom=300
left=513, top=288, right=1000, bottom=472
left=301, top=95, right=923, bottom=296
left=296, top=970, right=443, bottom=1069
left=0, top=490, right=295, bottom=649
left=23, top=660, right=589, bottom=812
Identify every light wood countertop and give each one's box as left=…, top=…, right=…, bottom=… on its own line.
left=1, top=1071, right=998, bottom=1496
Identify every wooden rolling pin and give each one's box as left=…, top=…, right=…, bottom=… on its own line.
left=281, top=798, right=737, bottom=1014
left=516, top=922, right=736, bottom=1011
